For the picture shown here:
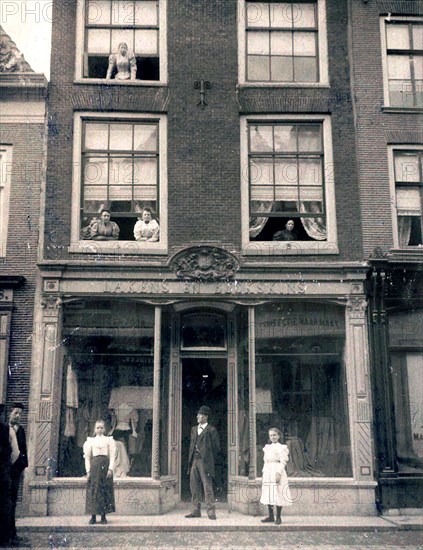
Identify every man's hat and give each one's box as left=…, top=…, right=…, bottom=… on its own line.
left=197, top=406, right=211, bottom=416
left=11, top=402, right=25, bottom=410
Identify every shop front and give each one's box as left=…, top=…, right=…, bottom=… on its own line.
left=27, top=265, right=376, bottom=516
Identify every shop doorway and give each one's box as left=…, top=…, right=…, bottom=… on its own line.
left=181, top=357, right=228, bottom=502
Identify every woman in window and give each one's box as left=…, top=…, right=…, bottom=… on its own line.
left=106, top=42, right=137, bottom=81
left=133, top=207, right=160, bottom=242
left=89, top=209, right=120, bottom=241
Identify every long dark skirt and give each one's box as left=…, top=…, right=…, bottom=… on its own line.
left=85, top=455, right=115, bottom=515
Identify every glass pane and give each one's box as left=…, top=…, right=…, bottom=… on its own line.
left=133, top=158, right=157, bottom=184
left=294, top=3, right=315, bottom=28
left=275, top=160, right=298, bottom=185
left=247, top=55, right=270, bottom=80
left=250, top=125, right=273, bottom=152
left=83, top=185, right=108, bottom=201
left=389, top=80, right=413, bottom=107
left=84, top=157, right=108, bottom=185
left=246, top=2, right=269, bottom=28
left=111, top=0, right=134, bottom=25
left=412, top=26, right=423, bottom=50
left=87, top=29, right=111, bottom=54
left=134, top=199, right=157, bottom=212
left=134, top=185, right=157, bottom=200
left=250, top=158, right=274, bottom=185
left=271, top=3, right=292, bottom=28
left=181, top=313, right=226, bottom=349
left=85, top=123, right=109, bottom=150
left=299, top=159, right=322, bottom=185
left=109, top=124, right=133, bottom=150
left=386, top=24, right=410, bottom=50
left=111, top=29, right=134, bottom=53
left=251, top=186, right=274, bottom=201
left=388, top=55, right=411, bottom=79
left=135, top=29, right=158, bottom=55
left=83, top=200, right=107, bottom=214
left=271, top=32, right=292, bottom=55
left=294, top=57, right=317, bottom=82
left=109, top=185, right=132, bottom=200
left=247, top=31, right=270, bottom=55
left=271, top=56, right=293, bottom=81
left=396, top=187, right=421, bottom=213
left=417, top=80, right=423, bottom=107
left=293, top=32, right=316, bottom=56
left=135, top=1, right=158, bottom=25
left=87, top=0, right=111, bottom=24
left=134, top=125, right=158, bottom=151
left=109, top=157, right=133, bottom=185
left=298, top=125, right=321, bottom=151
left=254, top=303, right=351, bottom=477
left=299, top=187, right=323, bottom=202
left=414, top=55, right=423, bottom=79
left=274, top=185, right=298, bottom=201
left=394, top=152, right=420, bottom=182
left=274, top=125, right=296, bottom=152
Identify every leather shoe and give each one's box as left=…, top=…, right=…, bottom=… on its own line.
left=100, top=517, right=107, bottom=525
left=261, top=516, right=274, bottom=523
left=185, top=512, right=201, bottom=518
left=88, top=517, right=96, bottom=525
left=274, top=517, right=282, bottom=525
left=207, top=513, right=217, bottom=520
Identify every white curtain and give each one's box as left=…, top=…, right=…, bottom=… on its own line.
left=300, top=202, right=327, bottom=240
left=249, top=201, right=272, bottom=238
left=398, top=216, right=412, bottom=247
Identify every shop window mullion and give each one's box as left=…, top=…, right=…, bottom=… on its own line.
left=248, top=306, right=257, bottom=480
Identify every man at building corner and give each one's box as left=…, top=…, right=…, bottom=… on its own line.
left=9, top=403, right=28, bottom=546
left=185, top=405, right=220, bottom=520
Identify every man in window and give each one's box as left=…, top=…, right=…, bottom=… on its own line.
left=89, top=209, right=120, bottom=241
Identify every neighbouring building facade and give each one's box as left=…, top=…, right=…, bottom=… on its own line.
left=26, top=0, right=414, bottom=518
left=0, top=26, right=47, bottom=512
left=350, top=0, right=423, bottom=511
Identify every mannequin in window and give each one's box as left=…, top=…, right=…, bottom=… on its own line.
left=89, top=209, right=120, bottom=241
left=133, top=207, right=160, bottom=242
left=106, top=42, right=137, bottom=81
left=272, top=220, right=298, bottom=241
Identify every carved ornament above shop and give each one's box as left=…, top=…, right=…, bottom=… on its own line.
left=41, top=295, right=62, bottom=310
left=169, top=246, right=239, bottom=282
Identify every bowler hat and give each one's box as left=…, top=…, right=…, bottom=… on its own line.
left=197, top=406, right=211, bottom=416
left=11, top=402, right=25, bottom=410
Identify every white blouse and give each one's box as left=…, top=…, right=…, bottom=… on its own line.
left=83, top=435, right=116, bottom=474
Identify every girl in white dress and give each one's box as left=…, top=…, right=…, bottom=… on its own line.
left=260, top=427, right=292, bottom=524
left=83, top=420, right=116, bottom=525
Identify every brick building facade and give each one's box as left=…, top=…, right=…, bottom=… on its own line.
left=25, top=0, right=421, bottom=517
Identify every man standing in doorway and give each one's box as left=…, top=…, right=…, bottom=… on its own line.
left=9, top=403, right=28, bottom=546
left=185, top=405, right=220, bottom=520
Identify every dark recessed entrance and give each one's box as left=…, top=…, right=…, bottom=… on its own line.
left=181, top=357, right=228, bottom=502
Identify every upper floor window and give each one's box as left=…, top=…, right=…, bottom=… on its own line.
left=239, top=0, right=328, bottom=85
left=390, top=147, right=423, bottom=247
left=241, top=115, right=337, bottom=254
left=381, top=17, right=423, bottom=108
left=71, top=113, right=167, bottom=254
left=0, top=146, right=12, bottom=257
left=76, top=0, right=167, bottom=83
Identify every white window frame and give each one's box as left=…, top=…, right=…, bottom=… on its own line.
left=380, top=15, right=423, bottom=109
left=70, top=112, right=168, bottom=254
left=240, top=114, right=338, bottom=255
left=75, top=0, right=167, bottom=85
left=388, top=144, right=423, bottom=248
left=238, top=0, right=329, bottom=87
left=0, top=146, right=13, bottom=258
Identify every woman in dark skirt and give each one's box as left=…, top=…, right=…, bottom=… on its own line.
left=83, top=420, right=116, bottom=525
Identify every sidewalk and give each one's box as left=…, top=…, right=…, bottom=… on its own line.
left=17, top=509, right=423, bottom=533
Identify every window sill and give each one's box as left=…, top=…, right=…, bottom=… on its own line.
left=69, top=241, right=168, bottom=255
left=73, top=78, right=167, bottom=87
left=382, top=106, right=423, bottom=114
left=388, top=247, right=423, bottom=262
left=242, top=241, right=339, bottom=256
left=238, top=82, right=330, bottom=89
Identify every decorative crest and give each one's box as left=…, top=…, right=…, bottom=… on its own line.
left=169, top=246, right=239, bottom=281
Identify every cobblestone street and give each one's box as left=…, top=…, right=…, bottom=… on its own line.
left=16, top=529, right=423, bottom=549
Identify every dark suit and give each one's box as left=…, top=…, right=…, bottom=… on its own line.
left=0, top=423, right=12, bottom=545
left=187, top=424, right=220, bottom=514
left=10, top=425, right=28, bottom=539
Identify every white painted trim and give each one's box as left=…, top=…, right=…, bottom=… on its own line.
left=70, top=111, right=168, bottom=255
left=240, top=114, right=338, bottom=256
left=380, top=15, right=423, bottom=108
left=0, top=146, right=13, bottom=257
left=75, top=0, right=168, bottom=85
left=238, top=0, right=329, bottom=86
left=387, top=144, right=423, bottom=249
left=0, top=115, right=45, bottom=124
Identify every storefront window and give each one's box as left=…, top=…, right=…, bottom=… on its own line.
left=254, top=302, right=352, bottom=477
left=237, top=307, right=250, bottom=476
left=58, top=300, right=155, bottom=478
